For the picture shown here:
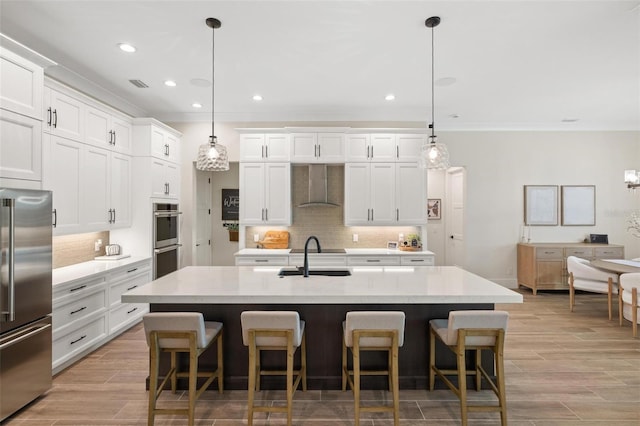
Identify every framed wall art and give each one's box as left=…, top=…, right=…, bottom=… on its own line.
left=524, top=185, right=558, bottom=226
left=561, top=185, right=595, bottom=226
left=427, top=198, right=441, bottom=220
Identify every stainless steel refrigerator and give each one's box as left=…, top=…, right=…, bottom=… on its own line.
left=0, top=188, right=52, bottom=421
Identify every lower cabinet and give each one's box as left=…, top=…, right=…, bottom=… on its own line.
left=52, top=259, right=151, bottom=374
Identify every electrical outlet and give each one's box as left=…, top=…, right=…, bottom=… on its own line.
left=94, top=239, right=102, bottom=252
left=352, top=234, right=358, bottom=242
left=253, top=234, right=260, bottom=242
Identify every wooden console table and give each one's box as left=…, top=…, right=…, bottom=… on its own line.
left=517, top=243, right=625, bottom=294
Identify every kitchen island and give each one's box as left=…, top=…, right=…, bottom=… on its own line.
left=123, top=265, right=522, bottom=389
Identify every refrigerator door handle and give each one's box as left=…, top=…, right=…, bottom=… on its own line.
left=0, top=323, right=51, bottom=350
left=1, top=198, right=16, bottom=322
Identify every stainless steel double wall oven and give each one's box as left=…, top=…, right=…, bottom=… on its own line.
left=153, top=203, right=181, bottom=279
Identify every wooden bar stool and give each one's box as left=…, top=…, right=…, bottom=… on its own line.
left=342, top=311, right=405, bottom=426
left=619, top=273, right=640, bottom=337
left=429, top=310, right=509, bottom=426
left=240, top=311, right=307, bottom=426
left=143, top=312, right=223, bottom=426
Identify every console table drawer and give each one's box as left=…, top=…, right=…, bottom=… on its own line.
left=535, top=248, right=563, bottom=259
left=565, top=248, right=593, bottom=258
left=594, top=247, right=624, bottom=259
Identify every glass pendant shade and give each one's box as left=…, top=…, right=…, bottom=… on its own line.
left=421, top=136, right=450, bottom=170
left=197, top=136, right=229, bottom=171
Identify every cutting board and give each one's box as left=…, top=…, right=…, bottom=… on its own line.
left=258, top=231, right=289, bottom=249
left=95, top=254, right=131, bottom=261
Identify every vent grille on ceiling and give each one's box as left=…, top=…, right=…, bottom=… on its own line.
left=129, top=79, right=149, bottom=88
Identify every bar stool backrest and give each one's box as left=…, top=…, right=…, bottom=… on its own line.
left=620, top=272, right=640, bottom=321
left=446, top=310, right=509, bottom=346
left=241, top=311, right=303, bottom=347
left=143, top=312, right=207, bottom=348
left=344, top=311, right=405, bottom=347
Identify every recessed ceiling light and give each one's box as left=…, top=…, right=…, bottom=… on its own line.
left=118, top=43, right=136, bottom=53
left=385, top=94, right=395, bottom=101
left=449, top=113, right=460, bottom=119
left=192, top=103, right=202, bottom=108
left=164, top=80, right=177, bottom=87
left=253, top=94, right=263, bottom=101
left=561, top=118, right=579, bottom=122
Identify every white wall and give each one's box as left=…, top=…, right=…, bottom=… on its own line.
left=171, top=121, right=640, bottom=282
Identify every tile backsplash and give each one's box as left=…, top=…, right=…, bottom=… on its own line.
left=53, top=231, right=110, bottom=268
left=245, top=165, right=421, bottom=249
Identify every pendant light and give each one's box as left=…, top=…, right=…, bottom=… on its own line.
left=196, top=17, right=229, bottom=171
left=422, top=16, right=450, bottom=170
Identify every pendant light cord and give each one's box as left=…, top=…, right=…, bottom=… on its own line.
left=430, top=23, right=435, bottom=140
left=211, top=22, right=215, bottom=146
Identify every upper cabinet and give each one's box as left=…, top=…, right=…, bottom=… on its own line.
left=43, top=86, right=85, bottom=142
left=132, top=118, right=181, bottom=164
left=345, top=133, right=424, bottom=162
left=86, top=105, right=132, bottom=154
left=239, top=133, right=290, bottom=162
left=0, top=47, right=43, bottom=120
left=239, top=162, right=291, bottom=225
left=290, top=133, right=345, bottom=163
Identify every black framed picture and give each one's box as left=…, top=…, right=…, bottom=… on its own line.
left=222, top=188, right=239, bottom=220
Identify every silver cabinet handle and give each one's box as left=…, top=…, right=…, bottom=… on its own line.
left=52, top=109, right=58, bottom=128
left=47, top=107, right=52, bottom=126
left=371, top=208, right=374, bottom=221
left=396, top=145, right=399, bottom=159
left=108, top=209, right=113, bottom=223
left=265, top=145, right=268, bottom=158
left=154, top=244, right=182, bottom=254
left=52, top=208, right=57, bottom=228
left=1, top=198, right=16, bottom=321
left=112, top=209, right=116, bottom=223
left=396, top=208, right=399, bottom=221
left=265, top=208, right=268, bottom=221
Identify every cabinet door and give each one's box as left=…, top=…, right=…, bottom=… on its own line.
left=290, top=133, right=317, bottom=163
left=83, top=145, right=110, bottom=229
left=110, top=153, right=131, bottom=227
left=166, top=162, right=180, bottom=199
left=0, top=110, right=42, bottom=181
left=370, top=134, right=396, bottom=162
left=239, top=134, right=266, bottom=161
left=47, top=89, right=84, bottom=141
left=150, top=126, right=169, bottom=159
left=0, top=47, right=43, bottom=120
left=396, top=134, right=424, bottom=161
left=370, top=163, right=396, bottom=224
left=345, top=134, right=370, bottom=162
left=111, top=116, right=132, bottom=154
left=344, top=163, right=370, bottom=225
left=265, top=134, right=290, bottom=161
left=396, top=163, right=426, bottom=224
left=46, top=135, right=83, bottom=234
left=150, top=159, right=168, bottom=198
left=85, top=106, right=111, bottom=147
left=239, top=163, right=265, bottom=224
left=318, top=133, right=345, bottom=163
left=165, top=132, right=180, bottom=163
left=264, top=163, right=291, bottom=225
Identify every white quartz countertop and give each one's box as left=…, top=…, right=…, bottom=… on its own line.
left=53, top=256, right=151, bottom=287
left=122, top=265, right=522, bottom=304
left=234, top=248, right=435, bottom=256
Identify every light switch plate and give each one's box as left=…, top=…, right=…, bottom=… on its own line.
left=352, top=234, right=358, bottom=242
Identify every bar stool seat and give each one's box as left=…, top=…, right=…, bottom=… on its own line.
left=429, top=310, right=509, bottom=426
left=143, top=312, right=223, bottom=426
left=342, top=311, right=405, bottom=426
left=241, top=311, right=307, bottom=426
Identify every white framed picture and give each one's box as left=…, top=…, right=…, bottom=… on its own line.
left=561, top=185, right=595, bottom=226
left=524, top=185, right=558, bottom=226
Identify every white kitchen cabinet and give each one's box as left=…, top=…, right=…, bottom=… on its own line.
left=86, top=105, right=132, bottom=154
left=290, top=133, right=345, bottom=163
left=347, top=255, right=401, bottom=266
left=235, top=255, right=289, bottom=266
left=43, top=134, right=83, bottom=234
left=0, top=109, right=42, bottom=182
left=43, top=86, right=85, bottom=142
left=239, top=162, right=291, bottom=225
left=344, top=162, right=425, bottom=226
left=133, top=118, right=181, bottom=164
left=151, top=158, right=180, bottom=199
left=82, top=146, right=132, bottom=230
left=346, top=133, right=424, bottom=162
left=288, top=254, right=347, bottom=267
left=239, top=133, right=290, bottom=162
left=107, top=260, right=151, bottom=335
left=0, top=47, right=43, bottom=120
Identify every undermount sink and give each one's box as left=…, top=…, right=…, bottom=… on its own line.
left=278, top=267, right=351, bottom=277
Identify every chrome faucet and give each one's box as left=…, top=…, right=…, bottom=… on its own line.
left=303, top=236, right=321, bottom=277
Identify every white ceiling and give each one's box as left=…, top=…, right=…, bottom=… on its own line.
left=1, top=0, right=639, bottom=130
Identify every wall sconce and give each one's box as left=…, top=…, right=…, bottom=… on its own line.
left=625, top=170, right=640, bottom=189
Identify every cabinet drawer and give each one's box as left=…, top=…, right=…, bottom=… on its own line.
left=235, top=256, right=289, bottom=266
left=53, top=276, right=107, bottom=304
left=289, top=255, right=347, bottom=267
left=110, top=273, right=152, bottom=307
left=594, top=247, right=624, bottom=259
left=109, top=303, right=148, bottom=335
left=109, top=262, right=151, bottom=283
left=535, top=248, right=563, bottom=259
left=565, top=247, right=593, bottom=258
left=347, top=256, right=401, bottom=266
left=400, top=256, right=435, bottom=266
left=53, top=315, right=107, bottom=369
left=53, top=288, right=107, bottom=333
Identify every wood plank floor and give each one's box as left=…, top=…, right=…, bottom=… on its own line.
left=6, top=289, right=640, bottom=425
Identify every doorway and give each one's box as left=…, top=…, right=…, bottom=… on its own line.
left=444, top=167, right=466, bottom=267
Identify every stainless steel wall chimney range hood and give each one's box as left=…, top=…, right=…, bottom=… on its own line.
left=297, top=164, right=340, bottom=208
